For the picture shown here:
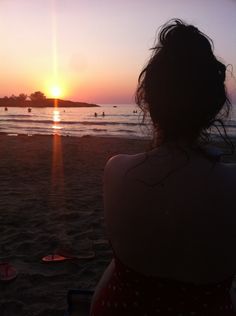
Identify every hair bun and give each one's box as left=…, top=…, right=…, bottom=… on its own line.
left=136, top=19, right=230, bottom=146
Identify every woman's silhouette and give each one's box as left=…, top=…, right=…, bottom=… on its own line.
left=91, top=19, right=236, bottom=315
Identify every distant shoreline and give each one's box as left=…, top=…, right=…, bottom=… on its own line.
left=0, top=98, right=100, bottom=108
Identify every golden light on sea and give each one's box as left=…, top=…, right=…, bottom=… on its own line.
left=52, top=109, right=61, bottom=130
left=53, top=109, right=61, bottom=122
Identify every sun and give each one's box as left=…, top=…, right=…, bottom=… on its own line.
left=50, top=85, right=61, bottom=98
left=44, top=79, right=67, bottom=99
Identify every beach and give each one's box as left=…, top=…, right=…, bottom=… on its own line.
left=0, top=134, right=149, bottom=316
left=1, top=134, right=236, bottom=316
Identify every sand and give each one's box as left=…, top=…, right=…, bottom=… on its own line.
left=0, top=134, right=149, bottom=316
left=1, top=134, right=236, bottom=316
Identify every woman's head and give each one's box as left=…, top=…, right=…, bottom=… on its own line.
left=136, top=19, right=230, bottom=145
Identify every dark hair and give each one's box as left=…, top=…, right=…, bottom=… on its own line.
left=136, top=19, right=231, bottom=148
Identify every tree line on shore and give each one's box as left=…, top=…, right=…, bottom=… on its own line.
left=1, top=91, right=46, bottom=102
left=0, top=91, right=99, bottom=108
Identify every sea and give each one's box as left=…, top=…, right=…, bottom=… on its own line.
left=0, top=103, right=236, bottom=139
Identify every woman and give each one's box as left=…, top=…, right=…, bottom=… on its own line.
left=90, top=19, right=236, bottom=315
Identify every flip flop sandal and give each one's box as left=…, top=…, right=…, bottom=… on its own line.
left=41, top=251, right=95, bottom=263
left=41, top=254, right=76, bottom=262
left=0, top=262, right=17, bottom=281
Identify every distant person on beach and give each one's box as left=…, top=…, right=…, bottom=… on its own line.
left=90, top=19, right=236, bottom=315
left=94, top=112, right=97, bottom=117
left=102, top=112, right=105, bottom=117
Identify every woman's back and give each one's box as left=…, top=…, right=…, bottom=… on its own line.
left=105, top=145, right=236, bottom=283
left=91, top=19, right=236, bottom=315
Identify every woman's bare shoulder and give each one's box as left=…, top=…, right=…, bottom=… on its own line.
left=103, top=153, right=147, bottom=213
left=104, top=152, right=147, bottom=178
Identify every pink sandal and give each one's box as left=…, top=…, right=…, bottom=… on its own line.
left=41, top=251, right=95, bottom=262
left=41, top=253, right=75, bottom=262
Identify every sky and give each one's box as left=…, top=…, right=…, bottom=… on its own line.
left=0, top=0, right=236, bottom=104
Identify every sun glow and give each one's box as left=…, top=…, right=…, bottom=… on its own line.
left=44, top=79, right=68, bottom=100
left=50, top=85, right=61, bottom=98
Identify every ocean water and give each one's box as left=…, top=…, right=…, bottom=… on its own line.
left=0, top=104, right=149, bottom=138
left=0, top=103, right=236, bottom=139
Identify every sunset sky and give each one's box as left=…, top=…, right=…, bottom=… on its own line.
left=0, top=0, right=236, bottom=104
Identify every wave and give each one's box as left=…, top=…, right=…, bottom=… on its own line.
left=4, top=114, right=32, bottom=117
left=2, top=116, right=236, bottom=127
left=0, top=118, right=144, bottom=126
left=92, top=128, right=108, bottom=132
left=116, top=129, right=135, bottom=133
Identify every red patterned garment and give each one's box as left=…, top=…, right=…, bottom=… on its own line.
left=91, top=256, right=235, bottom=316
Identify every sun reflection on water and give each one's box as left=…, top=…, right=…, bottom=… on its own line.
left=53, top=110, right=61, bottom=122
left=52, top=109, right=62, bottom=130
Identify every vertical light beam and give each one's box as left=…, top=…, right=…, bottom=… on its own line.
left=51, top=0, right=58, bottom=86
left=50, top=0, right=69, bottom=248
